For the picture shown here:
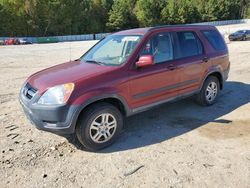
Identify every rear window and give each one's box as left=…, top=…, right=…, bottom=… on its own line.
left=202, top=30, right=226, bottom=51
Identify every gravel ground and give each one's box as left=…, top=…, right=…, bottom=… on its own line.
left=0, top=31, right=250, bottom=187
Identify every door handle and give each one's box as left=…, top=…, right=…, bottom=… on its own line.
left=167, top=64, right=176, bottom=70
left=203, top=57, right=209, bottom=63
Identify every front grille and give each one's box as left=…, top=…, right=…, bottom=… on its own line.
left=23, top=83, right=37, bottom=100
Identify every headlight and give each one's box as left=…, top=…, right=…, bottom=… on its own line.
left=37, top=83, right=74, bottom=105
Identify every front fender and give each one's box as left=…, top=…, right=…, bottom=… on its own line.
left=68, top=89, right=131, bottom=131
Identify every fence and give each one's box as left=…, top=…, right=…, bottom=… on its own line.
left=191, top=19, right=250, bottom=26
left=0, top=33, right=109, bottom=44
left=0, top=19, right=249, bottom=44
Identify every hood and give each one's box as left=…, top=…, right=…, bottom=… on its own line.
left=27, top=60, right=117, bottom=93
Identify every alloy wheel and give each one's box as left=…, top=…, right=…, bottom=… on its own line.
left=89, top=113, right=117, bottom=143
left=205, top=81, right=218, bottom=102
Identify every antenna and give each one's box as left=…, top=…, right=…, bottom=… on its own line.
left=69, top=22, right=72, bottom=62
left=69, top=38, right=72, bottom=62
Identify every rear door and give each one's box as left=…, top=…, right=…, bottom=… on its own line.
left=171, top=31, right=207, bottom=95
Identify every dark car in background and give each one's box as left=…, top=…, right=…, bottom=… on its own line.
left=19, top=38, right=32, bottom=44
left=229, top=30, right=250, bottom=41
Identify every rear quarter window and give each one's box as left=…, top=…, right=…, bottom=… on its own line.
left=202, top=30, right=226, bottom=51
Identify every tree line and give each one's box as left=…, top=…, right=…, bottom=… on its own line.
left=0, top=0, right=249, bottom=37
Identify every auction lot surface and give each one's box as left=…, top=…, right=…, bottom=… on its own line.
left=0, top=40, right=250, bottom=187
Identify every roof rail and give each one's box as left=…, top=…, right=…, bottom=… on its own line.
left=148, top=24, right=214, bottom=31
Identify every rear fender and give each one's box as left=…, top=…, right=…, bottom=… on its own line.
left=200, top=65, right=224, bottom=90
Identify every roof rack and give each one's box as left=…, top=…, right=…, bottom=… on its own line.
left=148, top=24, right=214, bottom=31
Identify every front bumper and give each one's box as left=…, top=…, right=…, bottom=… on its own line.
left=19, top=85, right=79, bottom=135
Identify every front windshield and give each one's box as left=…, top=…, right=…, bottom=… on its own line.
left=81, top=35, right=142, bottom=66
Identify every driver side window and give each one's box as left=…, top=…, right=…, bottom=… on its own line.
left=140, top=33, right=173, bottom=64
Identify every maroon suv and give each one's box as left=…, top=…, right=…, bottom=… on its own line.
left=20, top=25, right=230, bottom=151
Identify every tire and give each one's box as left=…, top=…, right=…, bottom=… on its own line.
left=196, top=76, right=220, bottom=106
left=242, top=36, right=246, bottom=41
left=76, top=102, right=123, bottom=151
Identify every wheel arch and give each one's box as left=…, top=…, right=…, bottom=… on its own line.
left=202, top=71, right=224, bottom=90
left=73, top=94, right=130, bottom=131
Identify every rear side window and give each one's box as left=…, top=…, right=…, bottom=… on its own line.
left=202, top=30, right=226, bottom=51
left=175, top=31, right=203, bottom=59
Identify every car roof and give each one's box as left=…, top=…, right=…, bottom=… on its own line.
left=236, top=30, right=249, bottom=32
left=115, top=25, right=216, bottom=35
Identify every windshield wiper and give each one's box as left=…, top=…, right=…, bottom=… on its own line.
left=84, top=59, right=105, bottom=65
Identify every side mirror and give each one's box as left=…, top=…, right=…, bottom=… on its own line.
left=136, top=55, right=154, bottom=68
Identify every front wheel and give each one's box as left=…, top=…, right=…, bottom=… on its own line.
left=76, top=102, right=123, bottom=151
left=196, top=76, right=220, bottom=106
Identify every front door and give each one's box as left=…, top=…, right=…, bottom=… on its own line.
left=128, top=32, right=181, bottom=110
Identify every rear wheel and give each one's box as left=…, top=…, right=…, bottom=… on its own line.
left=76, top=102, right=123, bottom=151
left=196, top=76, right=220, bottom=106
